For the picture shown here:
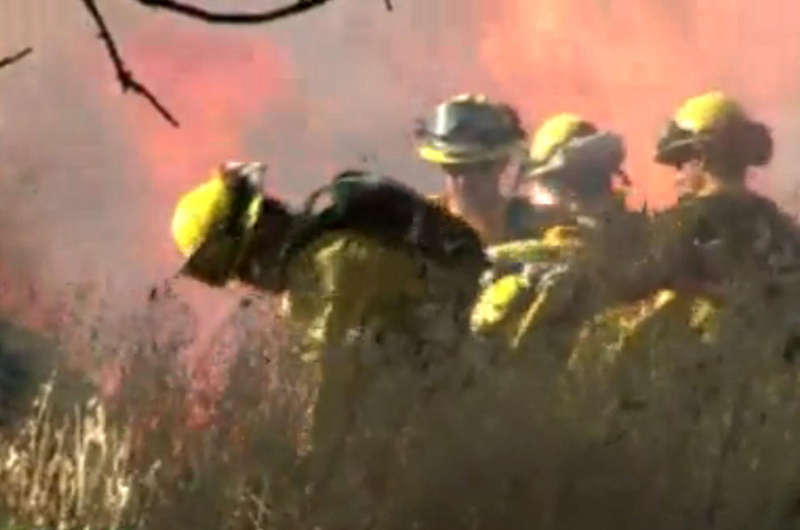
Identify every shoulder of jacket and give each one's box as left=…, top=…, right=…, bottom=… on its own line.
left=426, top=193, right=448, bottom=208
left=288, top=230, right=383, bottom=265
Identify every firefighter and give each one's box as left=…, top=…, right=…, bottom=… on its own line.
left=568, top=91, right=800, bottom=400
left=518, top=112, right=639, bottom=253
left=477, top=112, right=636, bottom=284
left=569, top=90, right=793, bottom=361
left=415, top=93, right=563, bottom=244
left=634, top=90, right=798, bottom=297
left=170, top=161, right=488, bottom=509
left=624, top=91, right=800, bottom=345
left=471, top=113, right=647, bottom=361
left=170, top=161, right=488, bottom=375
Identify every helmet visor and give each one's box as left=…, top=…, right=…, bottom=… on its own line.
left=655, top=121, right=700, bottom=168
left=181, top=233, right=243, bottom=286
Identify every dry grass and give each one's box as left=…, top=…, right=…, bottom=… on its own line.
left=3, top=276, right=800, bottom=529
left=0, top=283, right=318, bottom=530
left=0, top=377, right=137, bottom=530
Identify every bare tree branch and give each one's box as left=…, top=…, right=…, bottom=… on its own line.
left=0, top=48, right=33, bottom=72
left=131, top=0, right=334, bottom=24
left=80, top=0, right=180, bottom=127
left=78, top=0, right=385, bottom=126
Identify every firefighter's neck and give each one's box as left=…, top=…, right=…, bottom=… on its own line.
left=445, top=185, right=505, bottom=243
left=441, top=159, right=510, bottom=243
left=697, top=162, right=747, bottom=197
left=698, top=173, right=747, bottom=198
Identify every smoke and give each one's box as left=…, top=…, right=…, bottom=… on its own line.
left=0, top=0, right=798, bottom=331
left=478, top=0, right=800, bottom=208
left=109, top=19, right=296, bottom=273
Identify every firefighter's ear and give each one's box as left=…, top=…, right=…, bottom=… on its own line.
left=741, top=121, right=772, bottom=167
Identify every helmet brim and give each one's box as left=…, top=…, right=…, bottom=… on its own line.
left=519, top=149, right=568, bottom=186
left=654, top=137, right=699, bottom=167
left=654, top=121, right=702, bottom=167
left=418, top=141, right=518, bottom=165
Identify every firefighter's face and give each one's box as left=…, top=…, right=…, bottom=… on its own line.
left=674, top=158, right=707, bottom=198
left=443, top=157, right=508, bottom=180
left=442, top=157, right=508, bottom=202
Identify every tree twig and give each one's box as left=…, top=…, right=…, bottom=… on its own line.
left=80, top=0, right=179, bottom=127
left=0, top=47, right=33, bottom=71
left=131, top=0, right=334, bottom=24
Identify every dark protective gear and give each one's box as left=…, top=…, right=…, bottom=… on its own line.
left=415, top=94, right=526, bottom=165
left=633, top=190, right=800, bottom=298
left=281, top=170, right=488, bottom=276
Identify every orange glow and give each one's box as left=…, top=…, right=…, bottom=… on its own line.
left=118, top=21, right=293, bottom=203
left=479, top=0, right=800, bottom=209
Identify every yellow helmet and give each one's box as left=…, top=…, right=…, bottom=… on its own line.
left=528, top=112, right=597, bottom=167
left=673, top=91, right=744, bottom=134
left=655, top=90, right=772, bottom=169
left=415, top=93, right=526, bottom=165
left=525, top=113, right=624, bottom=199
left=171, top=162, right=265, bottom=286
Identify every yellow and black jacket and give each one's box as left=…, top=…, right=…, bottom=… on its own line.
left=472, top=203, right=650, bottom=360
left=567, top=189, right=800, bottom=391
left=274, top=172, right=488, bottom=366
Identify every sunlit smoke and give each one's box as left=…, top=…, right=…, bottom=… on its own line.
left=108, top=21, right=292, bottom=268
left=0, top=0, right=798, bottom=395
left=479, top=0, right=800, bottom=208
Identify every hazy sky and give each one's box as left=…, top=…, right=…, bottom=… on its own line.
left=1, top=0, right=798, bottom=308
